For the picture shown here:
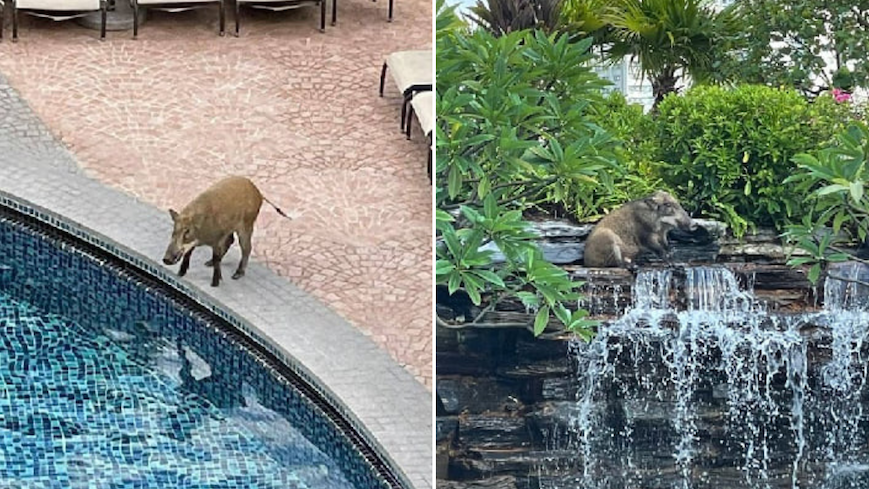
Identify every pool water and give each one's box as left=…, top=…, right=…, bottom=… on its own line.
left=0, top=291, right=355, bottom=489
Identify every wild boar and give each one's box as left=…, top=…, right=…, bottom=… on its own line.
left=162, top=176, right=290, bottom=287
left=583, top=190, right=697, bottom=268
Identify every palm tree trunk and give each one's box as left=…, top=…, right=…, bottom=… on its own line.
left=651, top=68, right=678, bottom=111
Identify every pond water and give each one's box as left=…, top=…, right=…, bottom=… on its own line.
left=543, top=265, right=869, bottom=489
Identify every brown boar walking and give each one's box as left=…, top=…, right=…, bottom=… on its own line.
left=583, top=190, right=697, bottom=268
left=162, top=176, right=290, bottom=287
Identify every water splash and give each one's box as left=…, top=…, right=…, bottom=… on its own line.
left=544, top=266, right=869, bottom=489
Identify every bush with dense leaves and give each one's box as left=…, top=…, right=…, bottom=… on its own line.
left=654, top=84, right=850, bottom=236
left=436, top=0, right=600, bottom=337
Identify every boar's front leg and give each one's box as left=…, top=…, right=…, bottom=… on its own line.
left=210, top=249, right=223, bottom=287
left=178, top=248, right=195, bottom=277
left=646, top=234, right=672, bottom=262
left=205, top=234, right=234, bottom=267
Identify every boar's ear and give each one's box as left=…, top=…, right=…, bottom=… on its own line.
left=169, top=209, right=179, bottom=222
left=643, top=197, right=659, bottom=210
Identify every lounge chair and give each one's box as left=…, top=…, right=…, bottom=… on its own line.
left=378, top=49, right=432, bottom=130
left=11, top=0, right=107, bottom=41
left=405, top=90, right=433, bottom=180
left=234, top=0, right=326, bottom=36
left=131, top=0, right=225, bottom=38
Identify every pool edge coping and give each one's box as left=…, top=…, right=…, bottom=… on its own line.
left=0, top=186, right=432, bottom=489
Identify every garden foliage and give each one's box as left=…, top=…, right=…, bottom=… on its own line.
left=435, top=0, right=601, bottom=337
left=727, top=0, right=869, bottom=98
left=654, top=85, right=849, bottom=236
left=784, top=122, right=869, bottom=283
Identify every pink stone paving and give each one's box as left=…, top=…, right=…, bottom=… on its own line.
left=0, top=1, right=433, bottom=388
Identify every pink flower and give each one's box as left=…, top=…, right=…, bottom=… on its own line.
left=832, top=88, right=851, bottom=103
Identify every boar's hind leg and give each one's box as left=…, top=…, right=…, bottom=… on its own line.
left=232, top=224, right=254, bottom=280
left=178, top=248, right=195, bottom=277
left=205, top=234, right=235, bottom=266
left=210, top=237, right=232, bottom=287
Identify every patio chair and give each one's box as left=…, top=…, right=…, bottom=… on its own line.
left=131, top=0, right=225, bottom=38
left=234, top=0, right=326, bottom=36
left=405, top=90, right=433, bottom=180
left=11, top=0, right=107, bottom=41
left=378, top=49, right=432, bottom=131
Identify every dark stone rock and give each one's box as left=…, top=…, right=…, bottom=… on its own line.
left=437, top=377, right=524, bottom=415
left=459, top=414, right=530, bottom=449
left=437, top=416, right=459, bottom=443
left=480, top=240, right=584, bottom=265
left=436, top=476, right=518, bottom=489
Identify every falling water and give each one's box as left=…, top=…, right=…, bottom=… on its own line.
left=544, top=265, right=869, bottom=489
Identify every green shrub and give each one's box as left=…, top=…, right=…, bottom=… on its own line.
left=784, top=122, right=869, bottom=283
left=586, top=91, right=667, bottom=216
left=655, top=84, right=850, bottom=236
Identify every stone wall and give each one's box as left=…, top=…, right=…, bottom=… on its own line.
left=435, top=221, right=865, bottom=489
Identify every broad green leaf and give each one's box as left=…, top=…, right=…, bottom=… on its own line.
left=448, top=271, right=462, bottom=294
left=807, top=263, right=822, bottom=284
left=850, top=181, right=865, bottom=203
left=448, top=165, right=462, bottom=199
left=533, top=306, right=550, bottom=336
left=471, top=269, right=505, bottom=288
left=436, top=260, right=455, bottom=276
left=786, top=257, right=815, bottom=267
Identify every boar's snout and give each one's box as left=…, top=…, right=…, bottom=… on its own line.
left=686, top=218, right=699, bottom=232
left=163, top=248, right=182, bottom=265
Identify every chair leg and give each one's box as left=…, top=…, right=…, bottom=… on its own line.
left=387, top=0, right=392, bottom=21
left=330, top=0, right=336, bottom=25
left=406, top=105, right=414, bottom=139
left=100, top=1, right=106, bottom=39
left=0, top=2, right=4, bottom=40
left=218, top=0, right=225, bottom=36
left=400, top=92, right=411, bottom=130
left=318, top=0, right=324, bottom=32
left=132, top=0, right=138, bottom=38
left=379, top=62, right=388, bottom=97
left=427, top=136, right=432, bottom=182
left=12, top=1, right=17, bottom=42
left=234, top=0, right=240, bottom=37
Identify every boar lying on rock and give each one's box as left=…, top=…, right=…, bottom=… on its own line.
left=162, top=176, right=290, bottom=287
left=583, top=190, right=697, bottom=268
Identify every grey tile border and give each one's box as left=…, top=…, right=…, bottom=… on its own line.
left=0, top=74, right=432, bottom=489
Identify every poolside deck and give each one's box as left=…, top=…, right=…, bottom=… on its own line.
left=0, top=0, right=433, bottom=389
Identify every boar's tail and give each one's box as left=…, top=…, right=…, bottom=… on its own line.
left=263, top=197, right=292, bottom=220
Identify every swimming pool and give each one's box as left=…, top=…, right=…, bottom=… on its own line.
left=0, top=203, right=398, bottom=488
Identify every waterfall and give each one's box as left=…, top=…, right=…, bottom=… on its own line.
left=545, top=266, right=869, bottom=489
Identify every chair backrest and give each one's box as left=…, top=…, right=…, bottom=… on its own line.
left=16, top=0, right=100, bottom=10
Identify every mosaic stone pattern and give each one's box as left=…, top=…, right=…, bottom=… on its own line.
left=0, top=212, right=392, bottom=489
left=0, top=0, right=434, bottom=389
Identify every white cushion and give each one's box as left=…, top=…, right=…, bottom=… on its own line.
left=137, top=0, right=216, bottom=5
left=239, top=0, right=317, bottom=5
left=410, top=91, right=434, bottom=136
left=246, top=2, right=317, bottom=9
left=16, top=0, right=99, bottom=10
left=386, top=50, right=433, bottom=94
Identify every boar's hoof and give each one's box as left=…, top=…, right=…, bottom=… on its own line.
left=204, top=259, right=214, bottom=267
left=178, top=269, right=187, bottom=277
left=232, top=270, right=245, bottom=280
left=211, top=278, right=220, bottom=287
